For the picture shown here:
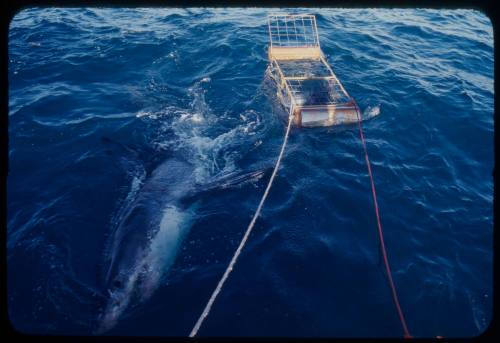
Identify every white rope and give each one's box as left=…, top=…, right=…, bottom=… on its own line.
left=189, top=109, right=294, bottom=337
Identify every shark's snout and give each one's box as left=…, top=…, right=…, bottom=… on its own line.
left=95, top=285, right=130, bottom=334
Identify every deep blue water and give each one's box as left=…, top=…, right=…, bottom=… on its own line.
left=7, top=8, right=493, bottom=338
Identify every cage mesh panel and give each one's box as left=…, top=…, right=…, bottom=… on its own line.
left=268, top=14, right=319, bottom=47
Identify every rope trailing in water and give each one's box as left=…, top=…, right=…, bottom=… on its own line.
left=354, top=103, right=412, bottom=339
left=189, top=109, right=294, bottom=337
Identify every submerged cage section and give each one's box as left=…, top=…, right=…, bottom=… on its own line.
left=267, top=14, right=360, bottom=127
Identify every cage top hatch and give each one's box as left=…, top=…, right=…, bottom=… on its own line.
left=267, top=14, right=361, bottom=127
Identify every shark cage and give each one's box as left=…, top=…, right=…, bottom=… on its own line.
left=267, top=14, right=361, bottom=127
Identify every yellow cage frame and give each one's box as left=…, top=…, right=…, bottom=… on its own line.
left=267, top=14, right=360, bottom=127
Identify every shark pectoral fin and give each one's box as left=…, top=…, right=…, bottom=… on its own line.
left=181, top=167, right=268, bottom=206
left=210, top=168, right=267, bottom=190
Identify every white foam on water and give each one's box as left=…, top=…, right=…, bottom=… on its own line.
left=363, top=104, right=381, bottom=120
left=136, top=110, right=153, bottom=118
left=162, top=79, right=263, bottom=184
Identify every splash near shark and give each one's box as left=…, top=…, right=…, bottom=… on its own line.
left=95, top=76, right=268, bottom=333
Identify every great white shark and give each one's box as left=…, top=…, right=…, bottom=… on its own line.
left=95, top=147, right=264, bottom=334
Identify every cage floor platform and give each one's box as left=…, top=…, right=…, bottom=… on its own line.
left=267, top=14, right=360, bottom=127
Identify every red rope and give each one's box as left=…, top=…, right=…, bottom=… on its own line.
left=353, top=102, right=412, bottom=339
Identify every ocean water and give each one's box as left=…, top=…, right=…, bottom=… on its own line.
left=7, top=8, right=493, bottom=338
